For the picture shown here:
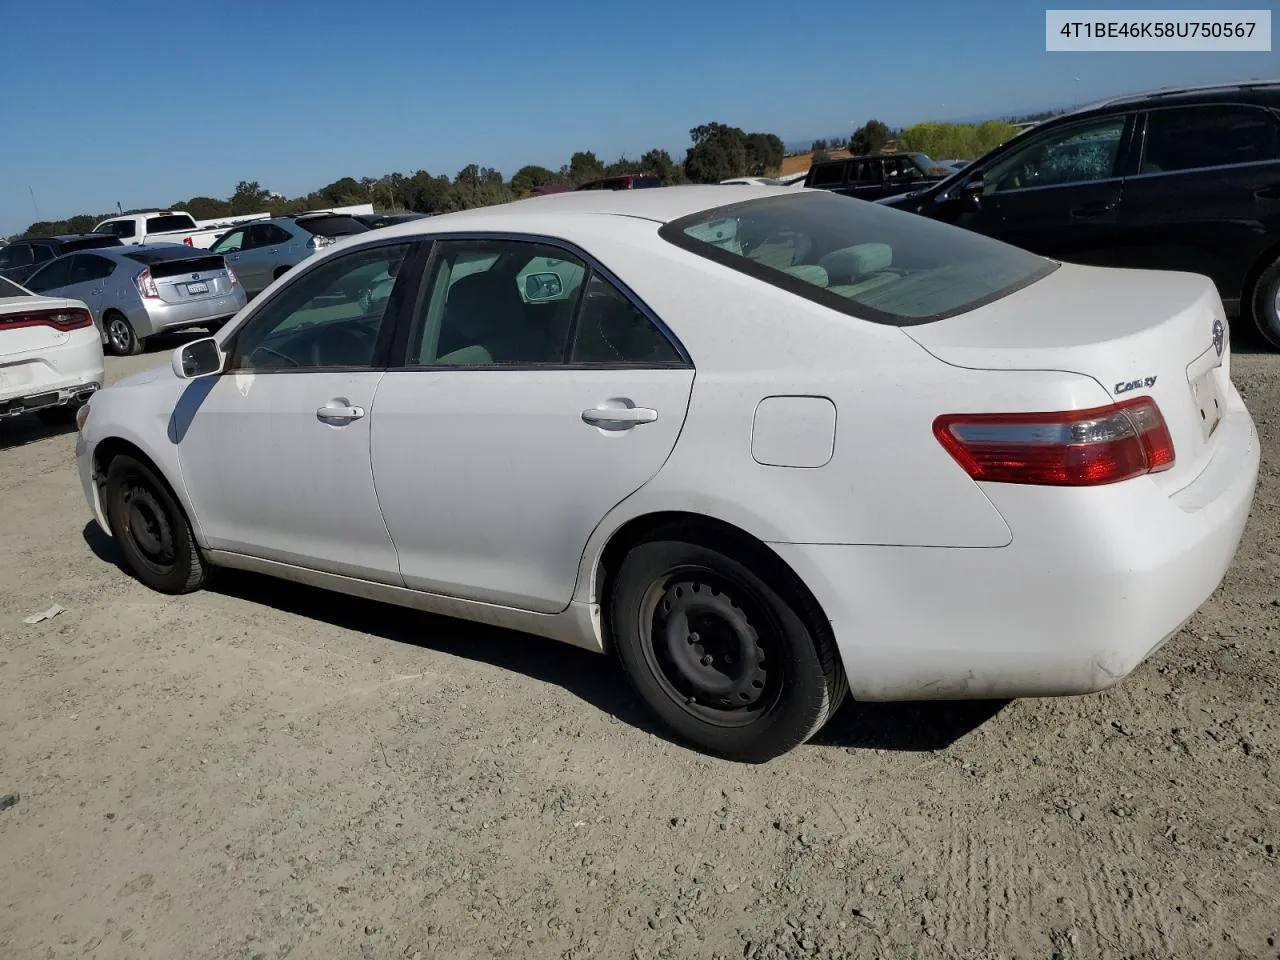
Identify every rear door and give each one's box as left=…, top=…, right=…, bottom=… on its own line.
left=953, top=113, right=1134, bottom=263
left=1114, top=103, right=1280, bottom=306
left=848, top=159, right=886, bottom=201
left=210, top=227, right=253, bottom=292
left=370, top=237, right=694, bottom=613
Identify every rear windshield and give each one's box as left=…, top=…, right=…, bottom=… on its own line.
left=0, top=276, right=29, bottom=297
left=125, top=248, right=222, bottom=270
left=295, top=216, right=369, bottom=238
left=659, top=190, right=1056, bottom=325
left=145, top=214, right=197, bottom=234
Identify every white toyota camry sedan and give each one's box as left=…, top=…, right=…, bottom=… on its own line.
left=75, top=186, right=1260, bottom=762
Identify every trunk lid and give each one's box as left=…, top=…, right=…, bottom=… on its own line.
left=905, top=262, right=1231, bottom=493
left=139, top=253, right=233, bottom=304
left=0, top=296, right=86, bottom=359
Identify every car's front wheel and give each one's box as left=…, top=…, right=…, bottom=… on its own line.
left=104, top=454, right=207, bottom=594
left=610, top=531, right=846, bottom=762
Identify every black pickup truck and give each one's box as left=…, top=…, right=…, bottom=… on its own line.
left=802, top=152, right=954, bottom=201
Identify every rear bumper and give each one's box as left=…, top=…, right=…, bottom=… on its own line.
left=771, top=386, right=1260, bottom=701
left=0, top=331, right=105, bottom=417
left=133, top=289, right=247, bottom=338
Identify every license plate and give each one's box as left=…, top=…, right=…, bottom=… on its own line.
left=1191, top=370, right=1223, bottom=441
left=187, top=282, right=209, bottom=295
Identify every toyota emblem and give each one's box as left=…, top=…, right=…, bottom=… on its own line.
left=1212, top=318, right=1225, bottom=357
left=191, top=273, right=200, bottom=281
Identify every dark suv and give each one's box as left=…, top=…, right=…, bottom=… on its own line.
left=0, top=234, right=124, bottom=286
left=878, top=80, right=1280, bottom=346
left=803, top=152, right=954, bottom=201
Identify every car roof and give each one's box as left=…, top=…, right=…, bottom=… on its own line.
left=1068, top=78, right=1280, bottom=117
left=368, top=185, right=800, bottom=239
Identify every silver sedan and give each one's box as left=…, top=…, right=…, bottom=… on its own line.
left=22, top=244, right=247, bottom=355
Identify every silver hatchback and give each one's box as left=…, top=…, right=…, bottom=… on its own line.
left=22, top=244, right=247, bottom=355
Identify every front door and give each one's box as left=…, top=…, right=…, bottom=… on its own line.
left=946, top=113, right=1133, bottom=264
left=370, top=238, right=695, bottom=614
left=176, top=240, right=420, bottom=581
left=61, top=254, right=115, bottom=333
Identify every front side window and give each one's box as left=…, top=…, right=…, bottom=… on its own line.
left=210, top=229, right=245, bottom=253
left=95, top=220, right=137, bottom=239
left=661, top=190, right=1055, bottom=324
left=1142, top=105, right=1280, bottom=173
left=229, top=243, right=412, bottom=371
left=984, top=116, right=1127, bottom=193
left=24, top=256, right=73, bottom=293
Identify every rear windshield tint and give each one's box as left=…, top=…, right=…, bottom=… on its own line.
left=125, top=249, right=223, bottom=272
left=145, top=214, right=197, bottom=234
left=0, top=276, right=29, bottom=298
left=658, top=191, right=1056, bottom=325
left=295, top=216, right=369, bottom=238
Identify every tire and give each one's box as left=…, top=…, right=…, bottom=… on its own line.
left=104, top=454, right=207, bottom=594
left=105, top=311, right=143, bottom=356
left=609, top=533, right=847, bottom=763
left=1249, top=256, right=1280, bottom=350
left=36, top=404, right=79, bottom=426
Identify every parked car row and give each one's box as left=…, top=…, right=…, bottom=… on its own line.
left=875, top=80, right=1280, bottom=347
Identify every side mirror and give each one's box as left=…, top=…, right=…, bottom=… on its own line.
left=172, top=337, right=224, bottom=380
left=524, top=272, right=563, bottom=301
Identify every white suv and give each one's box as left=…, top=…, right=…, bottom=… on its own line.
left=0, top=276, right=104, bottom=425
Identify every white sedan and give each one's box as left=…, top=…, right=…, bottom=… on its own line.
left=74, top=186, right=1260, bottom=762
left=1, top=276, right=104, bottom=424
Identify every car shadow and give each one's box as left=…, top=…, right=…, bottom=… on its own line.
left=0, top=413, right=77, bottom=451
left=81, top=521, right=1001, bottom=755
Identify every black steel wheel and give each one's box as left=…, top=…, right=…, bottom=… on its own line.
left=610, top=531, right=846, bottom=762
left=104, top=455, right=207, bottom=594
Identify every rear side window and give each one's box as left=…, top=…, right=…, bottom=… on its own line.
left=296, top=216, right=368, bottom=238
left=145, top=214, right=197, bottom=234
left=1143, top=105, right=1280, bottom=173
left=0, top=244, right=34, bottom=268
left=660, top=190, right=1055, bottom=325
left=68, top=255, right=115, bottom=284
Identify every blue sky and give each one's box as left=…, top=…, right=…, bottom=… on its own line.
left=0, top=0, right=1274, bottom=235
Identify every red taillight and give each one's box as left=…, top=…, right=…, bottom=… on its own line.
left=183, top=236, right=193, bottom=246
left=225, top=262, right=238, bottom=286
left=933, top=396, right=1175, bottom=487
left=134, top=268, right=160, bottom=299
left=0, top=307, right=93, bottom=332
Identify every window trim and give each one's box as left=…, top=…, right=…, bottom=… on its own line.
left=219, top=237, right=429, bottom=375
left=387, top=231, right=693, bottom=371
left=1131, top=102, right=1280, bottom=180
left=657, top=191, right=1059, bottom=327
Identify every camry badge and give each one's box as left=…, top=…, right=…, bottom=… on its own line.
left=1115, top=376, right=1157, bottom=395
left=1212, top=318, right=1225, bottom=357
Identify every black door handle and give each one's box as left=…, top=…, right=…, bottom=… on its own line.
left=1255, top=185, right=1280, bottom=200
left=1071, top=200, right=1117, bottom=218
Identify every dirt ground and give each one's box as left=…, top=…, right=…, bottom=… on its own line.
left=2, top=331, right=1278, bottom=960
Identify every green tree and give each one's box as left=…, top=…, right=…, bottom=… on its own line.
left=315, top=176, right=371, bottom=207
left=744, top=133, right=785, bottom=176
left=898, top=120, right=1019, bottom=160
left=567, top=151, right=605, bottom=184
left=684, top=123, right=749, bottom=183
left=849, top=119, right=890, bottom=156
left=640, top=148, right=684, bottom=185
left=229, top=180, right=273, bottom=215
left=182, top=196, right=232, bottom=221
left=510, top=165, right=563, bottom=195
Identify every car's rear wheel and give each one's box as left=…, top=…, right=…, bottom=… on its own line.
left=1250, top=256, right=1280, bottom=350
left=610, top=533, right=846, bottom=762
left=104, top=454, right=207, bottom=594
left=105, top=311, right=143, bottom=356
